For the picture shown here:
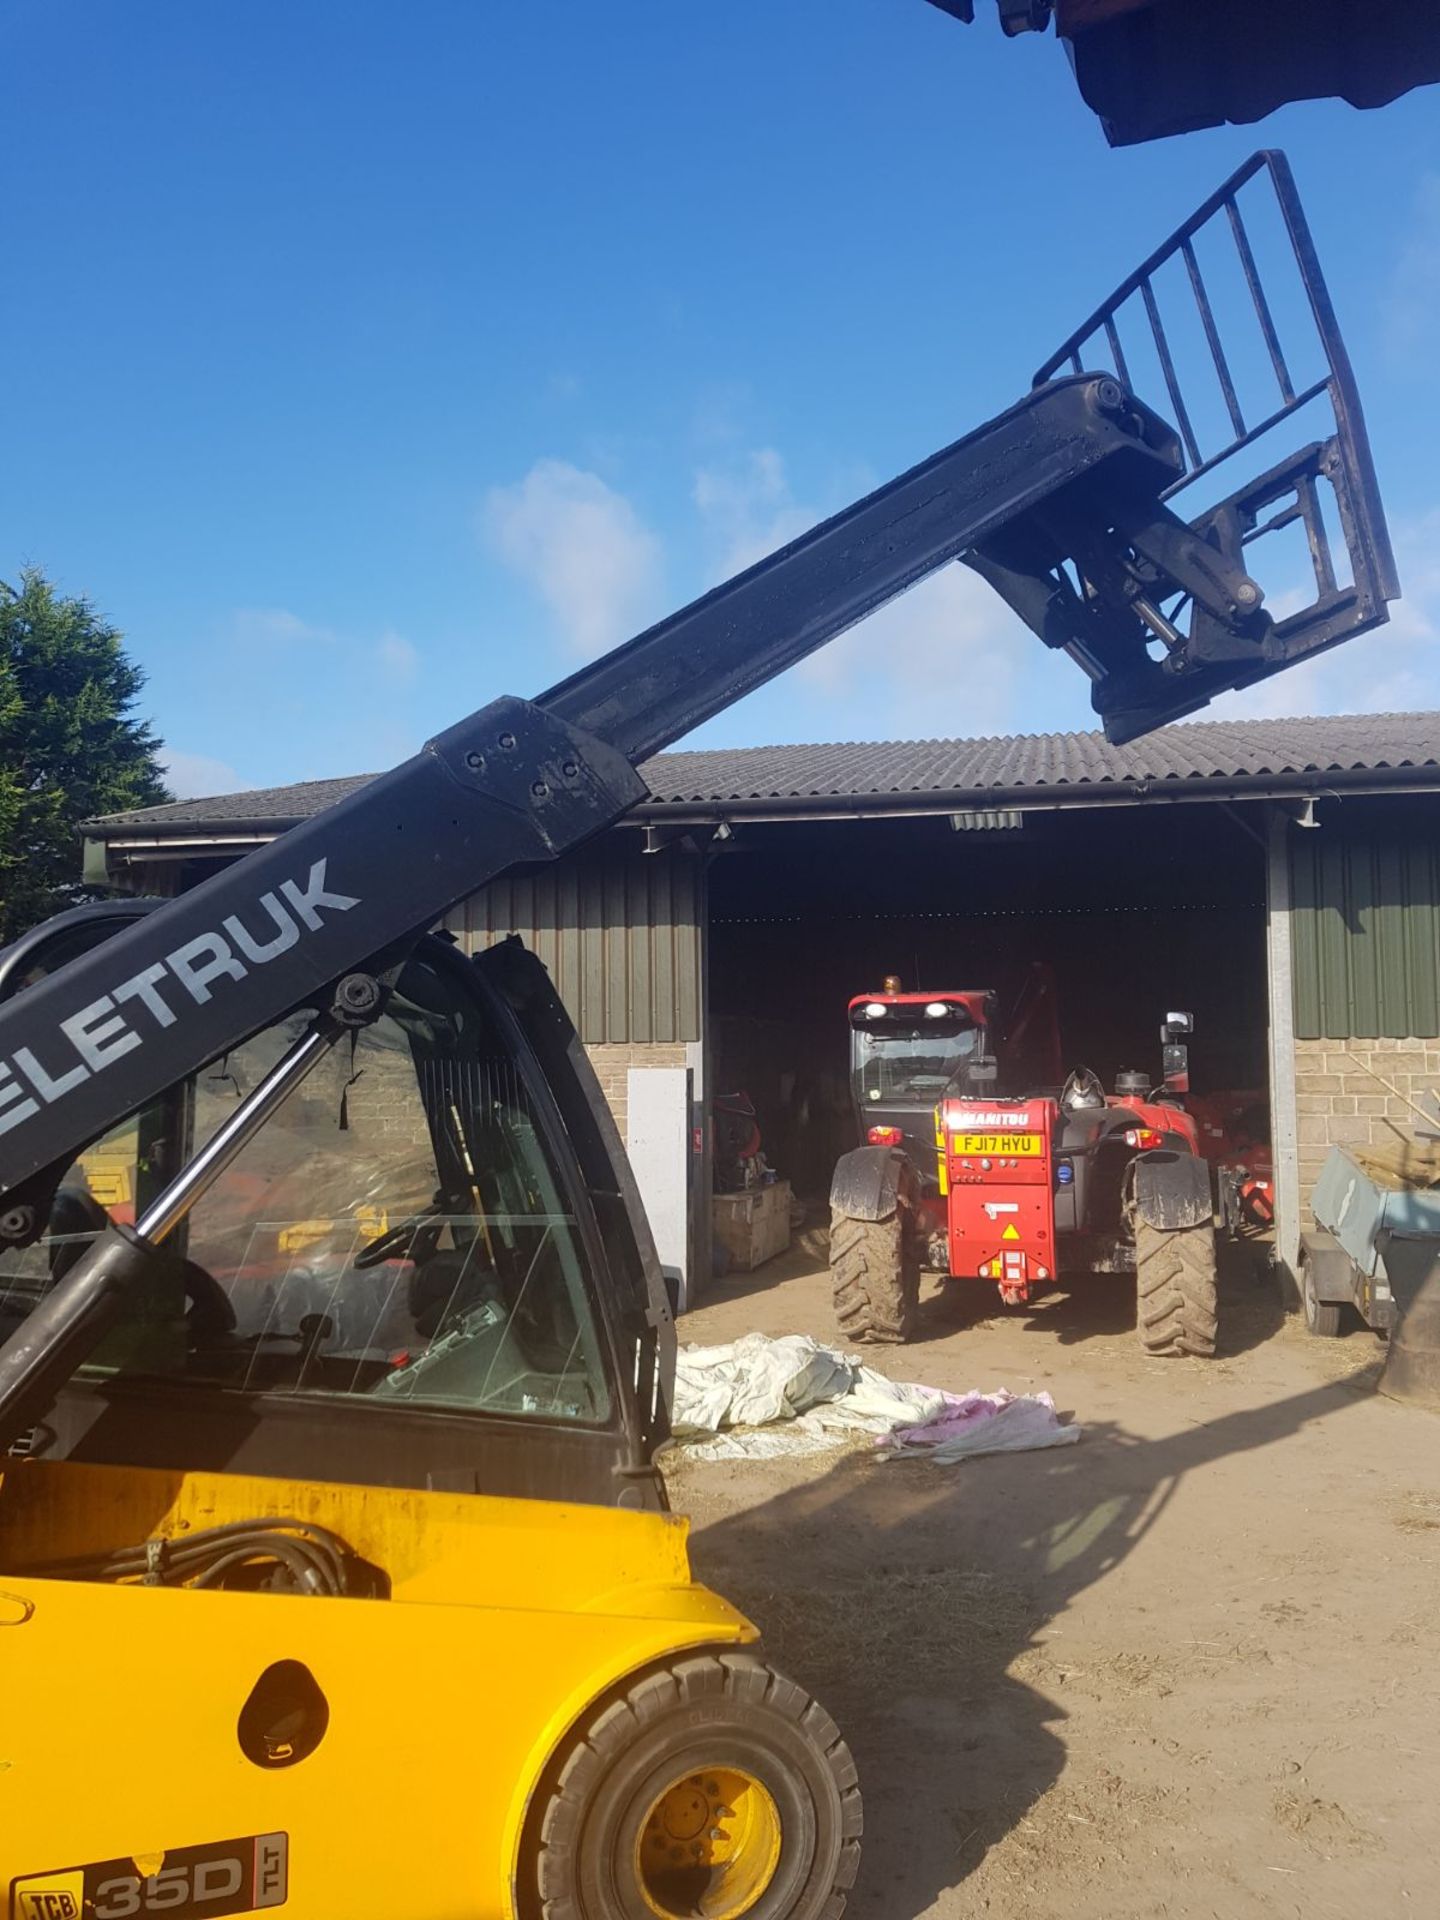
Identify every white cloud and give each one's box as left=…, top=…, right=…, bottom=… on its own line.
left=161, top=749, right=244, bottom=799
left=484, top=459, right=665, bottom=659
left=693, top=447, right=820, bottom=579
left=1386, top=174, right=1440, bottom=364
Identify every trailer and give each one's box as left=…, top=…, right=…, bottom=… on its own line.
left=1301, top=1143, right=1440, bottom=1338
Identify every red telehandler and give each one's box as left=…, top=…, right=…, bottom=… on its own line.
left=831, top=981, right=1217, bottom=1354
left=0, top=153, right=1396, bottom=1920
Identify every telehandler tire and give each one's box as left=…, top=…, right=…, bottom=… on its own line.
left=534, top=1651, right=861, bottom=1920
left=1135, top=1215, right=1218, bottom=1357
left=830, top=1181, right=920, bottom=1345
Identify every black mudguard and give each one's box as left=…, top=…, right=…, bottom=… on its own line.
left=830, top=1146, right=910, bottom=1223
left=1128, top=1148, right=1214, bottom=1232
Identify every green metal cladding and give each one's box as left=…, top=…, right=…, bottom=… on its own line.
left=1291, top=827, right=1440, bottom=1039
left=445, top=841, right=703, bottom=1045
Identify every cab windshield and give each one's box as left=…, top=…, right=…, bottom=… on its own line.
left=851, top=1021, right=981, bottom=1102
left=0, top=953, right=611, bottom=1426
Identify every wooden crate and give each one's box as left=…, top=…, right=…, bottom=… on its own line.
left=713, top=1180, right=792, bottom=1273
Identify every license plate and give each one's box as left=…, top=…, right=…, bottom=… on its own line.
left=12, top=1834, right=287, bottom=1920
left=957, top=1133, right=1041, bottom=1156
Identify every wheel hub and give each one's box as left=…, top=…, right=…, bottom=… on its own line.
left=636, top=1766, right=781, bottom=1920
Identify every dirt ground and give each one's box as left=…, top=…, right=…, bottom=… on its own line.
left=663, top=1235, right=1440, bottom=1919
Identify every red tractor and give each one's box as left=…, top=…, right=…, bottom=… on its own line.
left=1189, top=1090, right=1275, bottom=1241
left=828, top=979, right=1217, bottom=1356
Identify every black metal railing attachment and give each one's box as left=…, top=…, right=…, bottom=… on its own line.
left=1029, top=150, right=1398, bottom=724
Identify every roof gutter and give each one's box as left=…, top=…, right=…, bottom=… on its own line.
left=92, top=833, right=281, bottom=855
left=83, top=820, right=307, bottom=843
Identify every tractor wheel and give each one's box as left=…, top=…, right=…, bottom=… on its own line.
left=830, top=1175, right=920, bottom=1345
left=534, top=1652, right=861, bottom=1920
left=1134, top=1216, right=1218, bottom=1357
left=1301, top=1250, right=1343, bottom=1337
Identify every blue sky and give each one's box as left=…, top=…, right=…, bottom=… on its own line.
left=4, top=1, right=1439, bottom=800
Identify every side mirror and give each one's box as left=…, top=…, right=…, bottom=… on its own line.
left=1161, top=1011, right=1193, bottom=1094
left=968, top=1059, right=998, bottom=1086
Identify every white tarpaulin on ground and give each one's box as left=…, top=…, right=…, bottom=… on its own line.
left=667, top=1331, right=1080, bottom=1462
left=878, top=1390, right=1081, bottom=1462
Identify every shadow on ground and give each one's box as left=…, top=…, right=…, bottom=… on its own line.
left=684, top=1334, right=1374, bottom=1917
left=720, top=1228, right=1287, bottom=1359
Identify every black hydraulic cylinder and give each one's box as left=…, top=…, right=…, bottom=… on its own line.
left=0, top=1221, right=160, bottom=1453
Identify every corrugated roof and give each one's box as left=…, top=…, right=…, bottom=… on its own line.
left=87, top=711, right=1440, bottom=837
left=645, top=713, right=1440, bottom=805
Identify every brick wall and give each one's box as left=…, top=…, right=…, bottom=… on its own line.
left=1294, top=1035, right=1440, bottom=1212
left=585, top=1042, right=690, bottom=1137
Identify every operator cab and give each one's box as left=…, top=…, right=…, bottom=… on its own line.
left=847, top=983, right=997, bottom=1185
left=0, top=911, right=672, bottom=1509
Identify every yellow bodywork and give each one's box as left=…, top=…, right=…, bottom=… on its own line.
left=0, top=1460, right=755, bottom=1919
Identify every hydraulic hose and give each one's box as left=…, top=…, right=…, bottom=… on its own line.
left=30, top=1517, right=359, bottom=1596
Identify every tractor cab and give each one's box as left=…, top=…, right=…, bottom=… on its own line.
left=846, top=982, right=997, bottom=1190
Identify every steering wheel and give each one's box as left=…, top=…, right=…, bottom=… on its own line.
left=354, top=1206, right=444, bottom=1270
